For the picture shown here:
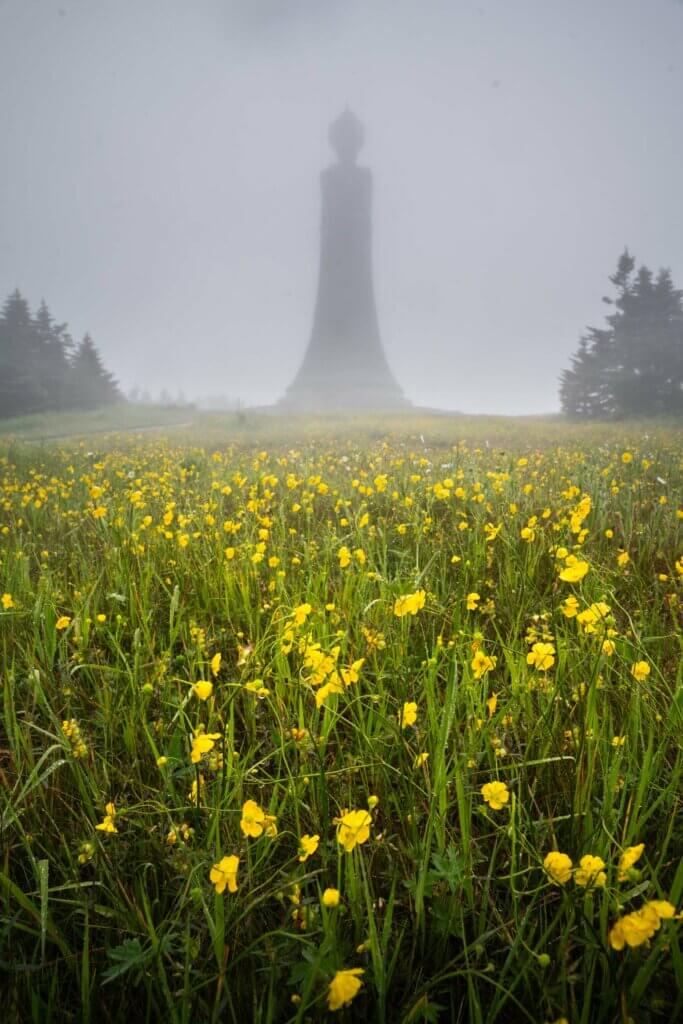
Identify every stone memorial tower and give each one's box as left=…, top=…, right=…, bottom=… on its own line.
left=281, top=110, right=408, bottom=410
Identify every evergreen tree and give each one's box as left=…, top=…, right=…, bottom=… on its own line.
left=651, top=269, right=683, bottom=414
left=560, top=250, right=683, bottom=418
left=70, top=334, right=121, bottom=409
left=33, top=299, right=74, bottom=411
left=0, top=290, right=123, bottom=419
left=0, top=289, right=45, bottom=417
left=559, top=338, right=599, bottom=417
left=610, top=267, right=683, bottom=415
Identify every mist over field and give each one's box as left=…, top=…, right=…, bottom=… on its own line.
left=2, top=8, right=683, bottom=1021
left=1, top=0, right=682, bottom=413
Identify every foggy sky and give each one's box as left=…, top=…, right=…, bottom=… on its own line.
left=1, top=0, right=682, bottom=414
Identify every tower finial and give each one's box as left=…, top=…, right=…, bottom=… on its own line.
left=329, top=109, right=364, bottom=164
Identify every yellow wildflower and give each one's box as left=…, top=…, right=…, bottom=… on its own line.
left=526, top=642, right=555, bottom=671
left=543, top=851, right=573, bottom=885
left=193, top=681, right=213, bottom=701
left=340, top=658, right=365, bottom=686
left=481, top=780, right=509, bottom=810
left=338, top=546, right=351, bottom=568
left=558, top=560, right=589, bottom=583
left=631, top=661, right=650, bottom=682
left=337, top=809, right=372, bottom=853
left=292, top=602, right=312, bottom=626
left=471, top=649, right=497, bottom=679
left=322, top=887, right=341, bottom=907
left=618, top=843, right=645, bottom=881
left=298, top=833, right=320, bottom=862
left=577, top=602, right=611, bottom=633
left=393, top=589, right=426, bottom=617
left=327, top=968, right=364, bottom=1012
left=401, top=701, right=418, bottom=728
left=95, top=802, right=118, bottom=834
left=574, top=854, right=606, bottom=888
left=240, top=799, right=267, bottom=838
left=609, top=900, right=676, bottom=950
left=190, top=731, right=221, bottom=763
left=210, top=855, right=239, bottom=894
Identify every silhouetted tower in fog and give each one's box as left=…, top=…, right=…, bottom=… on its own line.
left=281, top=110, right=408, bottom=409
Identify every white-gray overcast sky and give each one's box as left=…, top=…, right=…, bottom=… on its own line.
left=1, top=0, right=682, bottom=413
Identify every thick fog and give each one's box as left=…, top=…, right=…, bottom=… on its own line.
left=1, top=0, right=681, bottom=414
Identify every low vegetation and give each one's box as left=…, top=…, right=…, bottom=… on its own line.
left=1, top=415, right=681, bottom=1022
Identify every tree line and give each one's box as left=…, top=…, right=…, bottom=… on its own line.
left=0, top=289, right=120, bottom=419
left=560, top=250, right=683, bottom=418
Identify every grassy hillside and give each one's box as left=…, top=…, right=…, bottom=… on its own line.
left=0, top=403, right=194, bottom=441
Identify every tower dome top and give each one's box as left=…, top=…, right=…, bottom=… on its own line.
left=329, top=109, right=364, bottom=163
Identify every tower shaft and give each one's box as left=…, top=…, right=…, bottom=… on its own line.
left=282, top=116, right=408, bottom=410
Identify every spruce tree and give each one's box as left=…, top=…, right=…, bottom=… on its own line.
left=33, top=300, right=74, bottom=411
left=70, top=334, right=121, bottom=409
left=560, top=250, right=683, bottom=418
left=0, top=289, right=44, bottom=417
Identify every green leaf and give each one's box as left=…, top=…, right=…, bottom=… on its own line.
left=102, top=938, right=150, bottom=984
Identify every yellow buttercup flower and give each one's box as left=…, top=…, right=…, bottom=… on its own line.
left=559, top=560, right=589, bottom=583
left=338, top=546, right=351, bottom=568
left=95, top=802, right=118, bottom=834
left=466, top=592, right=480, bottom=611
left=543, top=851, right=573, bottom=885
left=193, top=680, right=213, bottom=701
left=327, top=968, right=364, bottom=1012
left=190, top=731, right=221, bottom=764
left=393, top=589, right=426, bottom=617
left=1, top=593, right=14, bottom=610
left=574, top=854, right=606, bottom=888
left=210, top=855, right=239, bottom=894
left=210, top=652, right=222, bottom=676
left=322, top=887, right=341, bottom=907
left=481, top=781, right=509, bottom=810
left=609, top=900, right=676, bottom=950
left=401, top=701, right=418, bottom=728
left=340, top=658, right=365, bottom=686
left=336, top=809, right=372, bottom=853
left=55, top=615, right=72, bottom=630
left=526, top=642, right=555, bottom=671
left=577, top=602, right=611, bottom=633
left=471, top=649, right=497, bottom=679
left=631, top=661, right=650, bottom=682
left=618, top=843, right=645, bottom=881
left=298, top=833, right=320, bottom=862
left=292, top=602, right=312, bottom=626
left=240, top=799, right=267, bottom=837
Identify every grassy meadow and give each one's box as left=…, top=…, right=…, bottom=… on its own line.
left=0, top=411, right=681, bottom=1022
